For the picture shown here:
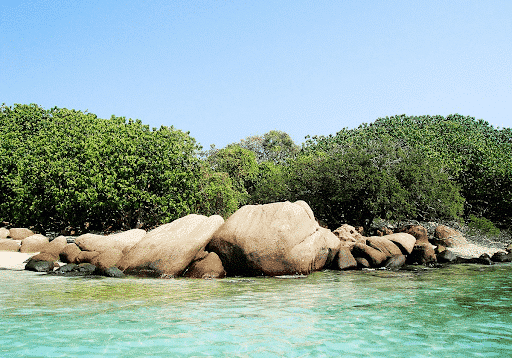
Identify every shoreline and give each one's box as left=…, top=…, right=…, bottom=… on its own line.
left=0, top=240, right=507, bottom=274
left=0, top=252, right=39, bottom=270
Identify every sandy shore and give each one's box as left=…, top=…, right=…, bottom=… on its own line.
left=0, top=252, right=39, bottom=270
left=446, top=243, right=505, bottom=259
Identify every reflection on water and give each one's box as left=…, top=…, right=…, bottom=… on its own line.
left=1, top=264, right=512, bottom=357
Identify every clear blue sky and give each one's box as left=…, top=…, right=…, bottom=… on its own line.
left=2, top=0, right=511, bottom=149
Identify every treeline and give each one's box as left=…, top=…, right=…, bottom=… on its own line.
left=1, top=104, right=510, bottom=234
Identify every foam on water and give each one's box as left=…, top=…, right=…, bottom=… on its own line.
left=1, top=264, right=512, bottom=357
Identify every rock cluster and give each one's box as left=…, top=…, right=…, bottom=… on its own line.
left=1, top=201, right=511, bottom=278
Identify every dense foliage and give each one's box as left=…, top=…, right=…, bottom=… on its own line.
left=0, top=103, right=236, bottom=233
left=1, top=104, right=510, bottom=233
left=301, top=114, right=512, bottom=228
left=283, top=138, right=464, bottom=229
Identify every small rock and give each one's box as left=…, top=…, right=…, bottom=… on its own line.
left=332, top=224, right=365, bottom=248
left=30, top=252, right=59, bottom=262
left=60, top=243, right=82, bottom=263
left=76, top=251, right=100, bottom=264
left=437, top=250, right=458, bottom=263
left=0, top=238, right=21, bottom=252
left=491, top=251, right=512, bottom=263
left=20, top=234, right=49, bottom=253
left=8, top=228, right=35, bottom=240
left=77, top=263, right=97, bottom=275
left=103, top=267, right=125, bottom=278
left=0, top=227, right=9, bottom=240
left=183, top=252, right=226, bottom=279
left=475, top=253, right=493, bottom=265
left=57, top=264, right=79, bottom=273
left=355, top=257, right=371, bottom=269
left=41, top=236, right=67, bottom=257
left=25, top=255, right=56, bottom=272
left=398, top=225, right=429, bottom=244
left=352, top=243, right=387, bottom=267
left=336, top=246, right=358, bottom=270
left=435, top=245, right=446, bottom=254
left=433, top=225, right=467, bottom=247
left=384, top=255, right=406, bottom=270
left=407, top=243, right=437, bottom=265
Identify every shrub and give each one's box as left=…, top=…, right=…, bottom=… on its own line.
left=468, top=215, right=500, bottom=237
left=0, top=104, right=201, bottom=232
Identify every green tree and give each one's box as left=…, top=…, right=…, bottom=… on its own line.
left=302, top=114, right=511, bottom=228
left=216, top=130, right=299, bottom=164
left=205, top=145, right=259, bottom=205
left=0, top=103, right=202, bottom=233
left=287, top=137, right=463, bottom=229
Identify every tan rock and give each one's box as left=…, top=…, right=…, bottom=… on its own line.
left=108, top=229, right=146, bottom=252
left=75, top=229, right=146, bottom=253
left=25, top=253, right=57, bottom=272
left=434, top=225, right=467, bottom=247
left=76, top=250, right=100, bottom=264
left=384, top=254, right=406, bottom=270
left=60, top=243, right=82, bottom=263
left=41, top=236, right=68, bottom=256
left=74, top=233, right=111, bottom=252
left=183, top=252, right=226, bottom=279
left=118, top=214, right=224, bottom=277
left=207, top=201, right=340, bottom=276
left=407, top=242, right=437, bottom=264
left=333, top=224, right=365, bottom=248
left=19, top=234, right=49, bottom=253
left=0, top=238, right=21, bottom=252
left=385, top=233, right=416, bottom=255
left=294, top=200, right=317, bottom=222
left=351, top=243, right=388, bottom=267
left=366, top=236, right=403, bottom=257
left=31, top=252, right=60, bottom=262
left=90, top=249, right=124, bottom=270
left=9, top=228, right=35, bottom=240
left=0, top=227, right=9, bottom=239
left=355, top=257, right=371, bottom=268
left=336, top=246, right=357, bottom=270
left=399, top=225, right=429, bottom=244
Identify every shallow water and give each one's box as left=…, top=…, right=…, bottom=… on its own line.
left=1, top=264, right=512, bottom=357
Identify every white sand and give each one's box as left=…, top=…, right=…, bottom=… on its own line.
left=0, top=251, right=39, bottom=270
left=446, top=243, right=505, bottom=259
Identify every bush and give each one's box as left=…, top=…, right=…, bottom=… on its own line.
left=468, top=215, right=500, bottom=237
left=285, top=137, right=464, bottom=230
left=0, top=104, right=202, bottom=233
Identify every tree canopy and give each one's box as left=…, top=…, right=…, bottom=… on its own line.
left=1, top=105, right=510, bottom=233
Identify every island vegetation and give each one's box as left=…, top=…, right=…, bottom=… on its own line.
left=1, top=103, right=510, bottom=238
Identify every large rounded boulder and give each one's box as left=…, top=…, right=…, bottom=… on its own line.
left=433, top=225, right=467, bottom=247
left=206, top=201, right=340, bottom=276
left=117, top=214, right=224, bottom=277
left=9, top=228, right=34, bottom=240
left=74, top=229, right=146, bottom=254
left=20, top=234, right=49, bottom=253
left=41, top=236, right=68, bottom=257
left=383, top=233, right=417, bottom=255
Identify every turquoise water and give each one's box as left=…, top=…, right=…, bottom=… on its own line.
left=1, top=264, right=512, bottom=357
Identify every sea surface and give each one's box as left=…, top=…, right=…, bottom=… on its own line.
left=1, top=264, right=511, bottom=357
